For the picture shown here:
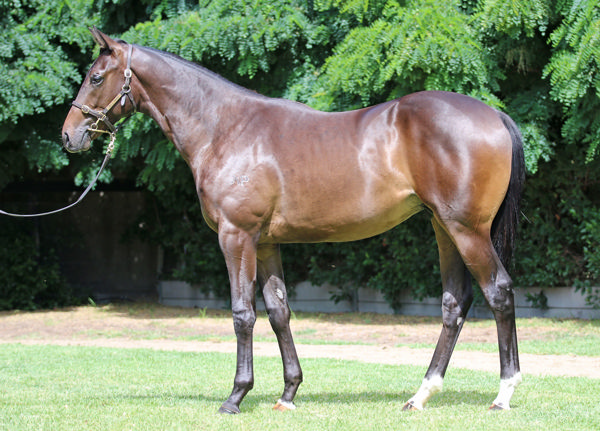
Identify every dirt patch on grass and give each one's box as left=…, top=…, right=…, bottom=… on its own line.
left=1, top=304, right=599, bottom=378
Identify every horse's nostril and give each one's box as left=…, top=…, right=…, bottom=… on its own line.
left=63, top=132, right=70, bottom=146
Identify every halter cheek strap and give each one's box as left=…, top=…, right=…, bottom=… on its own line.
left=0, top=45, right=134, bottom=218
left=71, top=43, right=136, bottom=136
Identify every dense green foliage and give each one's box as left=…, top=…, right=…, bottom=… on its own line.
left=1, top=0, right=599, bottom=309
left=0, top=219, right=76, bottom=310
left=544, top=0, right=600, bottom=160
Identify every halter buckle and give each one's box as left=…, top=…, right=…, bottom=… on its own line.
left=106, top=134, right=116, bottom=155
left=71, top=43, right=135, bottom=136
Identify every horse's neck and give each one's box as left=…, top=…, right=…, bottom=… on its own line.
left=135, top=47, right=247, bottom=161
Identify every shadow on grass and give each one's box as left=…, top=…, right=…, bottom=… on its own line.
left=104, top=389, right=498, bottom=413
left=296, top=390, right=497, bottom=408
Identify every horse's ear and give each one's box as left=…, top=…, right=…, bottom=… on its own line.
left=89, top=26, right=113, bottom=51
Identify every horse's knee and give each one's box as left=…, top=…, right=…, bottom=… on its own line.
left=232, top=308, right=256, bottom=336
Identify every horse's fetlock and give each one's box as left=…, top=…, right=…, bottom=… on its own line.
left=285, top=370, right=303, bottom=386
left=234, top=377, right=254, bottom=392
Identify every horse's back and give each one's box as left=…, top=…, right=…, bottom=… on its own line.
left=201, top=91, right=513, bottom=244
left=275, top=91, right=512, bottom=240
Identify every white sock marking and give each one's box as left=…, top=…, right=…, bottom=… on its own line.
left=276, top=399, right=296, bottom=410
left=492, top=372, right=522, bottom=409
left=406, top=375, right=444, bottom=410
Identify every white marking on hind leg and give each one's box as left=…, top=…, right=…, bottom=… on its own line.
left=274, top=399, right=296, bottom=411
left=492, top=372, right=522, bottom=410
left=406, top=375, right=444, bottom=410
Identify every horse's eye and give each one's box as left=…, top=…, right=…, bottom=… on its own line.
left=90, top=74, right=104, bottom=86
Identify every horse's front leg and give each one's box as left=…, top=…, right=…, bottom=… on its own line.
left=217, top=224, right=259, bottom=414
left=257, top=244, right=303, bottom=411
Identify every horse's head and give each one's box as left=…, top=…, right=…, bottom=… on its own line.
left=62, top=27, right=137, bottom=153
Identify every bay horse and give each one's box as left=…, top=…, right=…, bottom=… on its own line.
left=62, top=28, right=525, bottom=414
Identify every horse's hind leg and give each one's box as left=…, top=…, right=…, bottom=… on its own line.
left=257, top=244, right=303, bottom=411
left=440, top=219, right=521, bottom=410
left=404, top=218, right=474, bottom=411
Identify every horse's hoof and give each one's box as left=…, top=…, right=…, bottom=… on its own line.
left=489, top=403, right=508, bottom=411
left=218, top=404, right=240, bottom=414
left=402, top=402, right=420, bottom=411
left=273, top=399, right=296, bottom=412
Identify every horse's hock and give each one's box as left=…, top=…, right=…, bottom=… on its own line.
left=62, top=28, right=524, bottom=413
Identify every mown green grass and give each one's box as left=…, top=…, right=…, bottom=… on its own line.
left=68, top=304, right=600, bottom=356
left=403, top=318, right=600, bottom=356
left=456, top=335, right=600, bottom=356
left=399, top=335, right=600, bottom=357
left=1, top=344, right=599, bottom=430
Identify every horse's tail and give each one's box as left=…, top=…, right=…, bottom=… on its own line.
left=491, top=111, right=526, bottom=270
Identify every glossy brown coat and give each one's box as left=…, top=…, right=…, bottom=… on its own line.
left=62, top=29, right=525, bottom=413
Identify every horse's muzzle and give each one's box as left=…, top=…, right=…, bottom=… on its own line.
left=62, top=129, right=92, bottom=153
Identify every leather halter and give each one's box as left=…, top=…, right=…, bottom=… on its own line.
left=71, top=43, right=136, bottom=136
left=0, top=45, right=135, bottom=218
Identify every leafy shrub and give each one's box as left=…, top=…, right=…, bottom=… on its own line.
left=3, top=0, right=600, bottom=311
left=0, top=219, right=78, bottom=310
left=514, top=145, right=600, bottom=307
left=286, top=212, right=439, bottom=312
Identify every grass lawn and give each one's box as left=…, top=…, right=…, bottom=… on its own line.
left=36, top=303, right=599, bottom=357
left=1, top=344, right=599, bottom=430
left=401, top=318, right=600, bottom=356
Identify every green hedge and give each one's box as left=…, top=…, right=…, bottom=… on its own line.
left=0, top=219, right=80, bottom=310
left=1, top=0, right=599, bottom=310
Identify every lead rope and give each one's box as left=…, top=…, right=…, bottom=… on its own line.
left=1, top=43, right=135, bottom=218
left=0, top=135, right=116, bottom=218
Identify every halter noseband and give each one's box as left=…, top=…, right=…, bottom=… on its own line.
left=71, top=43, right=136, bottom=136
left=0, top=44, right=134, bottom=218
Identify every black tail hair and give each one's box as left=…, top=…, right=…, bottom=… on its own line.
left=491, top=111, right=526, bottom=269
